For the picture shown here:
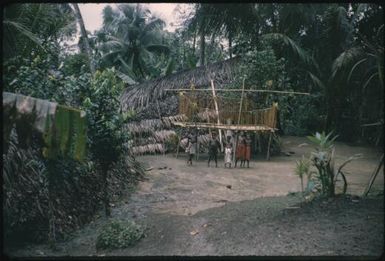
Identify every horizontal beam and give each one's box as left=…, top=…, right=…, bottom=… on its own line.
left=172, top=121, right=276, bottom=132
left=164, top=89, right=310, bottom=95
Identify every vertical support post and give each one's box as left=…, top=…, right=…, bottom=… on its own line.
left=155, top=100, right=166, bottom=157
left=210, top=79, right=223, bottom=152
left=234, top=78, right=246, bottom=165
left=266, top=131, right=272, bottom=161
left=237, top=78, right=246, bottom=125
left=232, top=132, right=238, bottom=165
left=176, top=135, right=181, bottom=158
left=196, top=140, right=200, bottom=160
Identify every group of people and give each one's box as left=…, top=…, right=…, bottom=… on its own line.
left=185, top=130, right=252, bottom=168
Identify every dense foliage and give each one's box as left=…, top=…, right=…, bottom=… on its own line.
left=2, top=2, right=383, bottom=248
left=3, top=3, right=145, bottom=246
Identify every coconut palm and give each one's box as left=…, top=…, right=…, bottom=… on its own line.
left=185, top=3, right=257, bottom=64
left=72, top=3, right=95, bottom=74
left=3, top=3, right=76, bottom=60
left=304, top=4, right=383, bottom=136
left=95, top=4, right=170, bottom=83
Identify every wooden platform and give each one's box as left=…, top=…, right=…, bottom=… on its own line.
left=172, top=121, right=276, bottom=132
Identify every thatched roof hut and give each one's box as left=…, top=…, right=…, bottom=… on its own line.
left=121, top=57, right=242, bottom=156
left=120, top=57, right=241, bottom=112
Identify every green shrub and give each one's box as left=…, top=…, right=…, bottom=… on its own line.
left=96, top=220, right=144, bottom=250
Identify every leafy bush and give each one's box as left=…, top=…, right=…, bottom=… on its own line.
left=96, top=220, right=144, bottom=250
left=3, top=60, right=144, bottom=245
left=83, top=68, right=129, bottom=166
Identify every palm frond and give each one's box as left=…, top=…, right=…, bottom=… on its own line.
left=116, top=70, right=137, bottom=85
left=347, top=58, right=367, bottom=83
left=262, top=33, right=312, bottom=66
left=363, top=72, right=379, bottom=90
left=143, top=18, right=165, bottom=33
left=307, top=71, right=326, bottom=90
left=351, top=4, right=367, bottom=24
left=3, top=20, right=43, bottom=48
left=162, top=58, right=175, bottom=76
left=146, top=44, right=170, bottom=55
left=331, top=47, right=364, bottom=78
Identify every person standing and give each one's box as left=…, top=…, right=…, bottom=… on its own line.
left=208, top=131, right=221, bottom=167
left=186, top=133, right=197, bottom=165
left=224, top=136, right=233, bottom=168
left=235, top=132, right=246, bottom=168
left=245, top=133, right=252, bottom=168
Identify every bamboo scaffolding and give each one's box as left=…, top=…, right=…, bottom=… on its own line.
left=172, top=121, right=276, bottom=131
left=165, top=89, right=310, bottom=95
left=237, top=78, right=246, bottom=125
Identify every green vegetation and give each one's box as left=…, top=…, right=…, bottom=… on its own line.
left=2, top=2, right=383, bottom=247
left=96, top=220, right=145, bottom=250
left=83, top=68, right=132, bottom=216
left=294, top=156, right=311, bottom=197
left=294, top=131, right=362, bottom=199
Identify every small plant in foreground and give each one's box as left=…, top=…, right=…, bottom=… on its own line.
left=96, top=220, right=144, bottom=250
left=294, top=131, right=362, bottom=199
left=294, top=156, right=311, bottom=197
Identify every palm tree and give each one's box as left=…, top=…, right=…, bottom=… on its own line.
left=72, top=3, right=95, bottom=74
left=95, top=4, right=170, bottom=82
left=186, top=3, right=257, bottom=63
left=3, top=3, right=76, bottom=61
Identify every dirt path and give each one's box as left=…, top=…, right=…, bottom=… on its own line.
left=7, top=136, right=384, bottom=257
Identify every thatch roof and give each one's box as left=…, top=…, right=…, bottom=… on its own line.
left=120, top=57, right=241, bottom=112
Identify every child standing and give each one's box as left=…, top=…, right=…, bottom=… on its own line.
left=186, top=134, right=196, bottom=165
left=224, top=136, right=233, bottom=168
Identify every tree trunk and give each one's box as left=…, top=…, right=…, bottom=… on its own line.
left=228, top=34, right=232, bottom=59
left=192, top=27, right=197, bottom=55
left=72, top=3, right=95, bottom=74
left=199, top=30, right=205, bottom=66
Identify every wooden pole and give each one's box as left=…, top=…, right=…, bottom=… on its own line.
left=176, top=135, right=181, bottom=158
left=266, top=131, right=272, bottom=160
left=196, top=141, right=200, bottom=161
left=210, top=79, right=223, bottom=152
left=232, top=133, right=237, bottom=165
left=156, top=100, right=166, bottom=157
left=164, top=89, right=310, bottom=95
left=363, top=154, right=384, bottom=196
left=237, top=78, right=246, bottom=125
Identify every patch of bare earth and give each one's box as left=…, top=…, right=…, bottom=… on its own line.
left=6, top=136, right=384, bottom=257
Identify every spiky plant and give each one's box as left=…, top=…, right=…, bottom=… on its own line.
left=294, top=156, right=311, bottom=197
left=307, top=131, right=362, bottom=197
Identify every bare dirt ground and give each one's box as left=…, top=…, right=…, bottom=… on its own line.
left=6, top=136, right=384, bottom=257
